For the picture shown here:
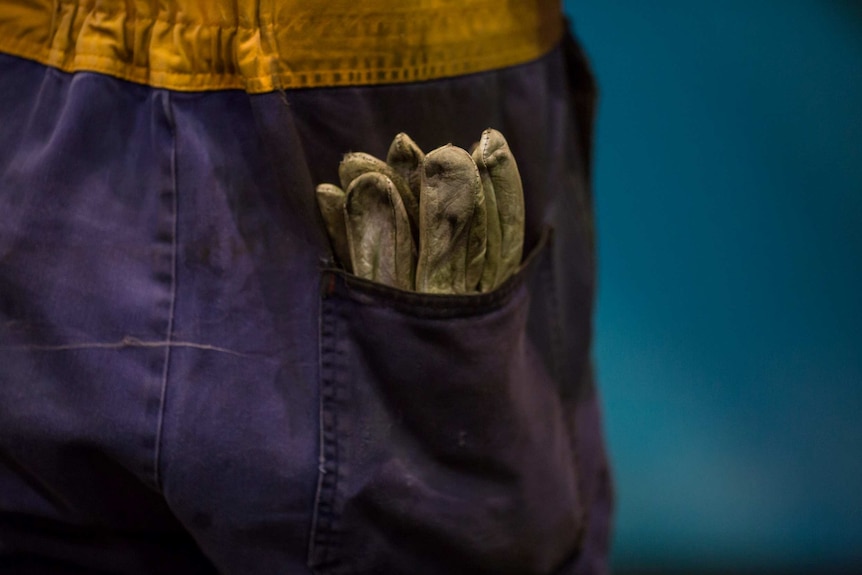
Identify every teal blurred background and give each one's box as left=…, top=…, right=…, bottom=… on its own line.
left=564, top=1, right=862, bottom=572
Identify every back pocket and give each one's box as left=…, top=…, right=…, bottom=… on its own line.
left=309, top=229, right=583, bottom=575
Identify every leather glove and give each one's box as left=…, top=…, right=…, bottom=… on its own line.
left=472, top=128, right=525, bottom=292
left=315, top=129, right=524, bottom=294
left=415, top=144, right=487, bottom=294
left=344, top=171, right=416, bottom=291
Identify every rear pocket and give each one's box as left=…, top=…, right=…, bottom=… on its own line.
left=309, top=228, right=583, bottom=575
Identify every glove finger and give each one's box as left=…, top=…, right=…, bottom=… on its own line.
left=339, top=151, right=419, bottom=240
left=339, top=152, right=389, bottom=190
left=315, top=183, right=352, bottom=273
left=472, top=128, right=524, bottom=289
left=386, top=132, right=424, bottom=230
left=416, top=144, right=486, bottom=294
left=345, top=172, right=416, bottom=290
left=472, top=134, right=502, bottom=292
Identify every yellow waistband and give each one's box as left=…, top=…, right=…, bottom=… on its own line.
left=0, top=0, right=564, bottom=93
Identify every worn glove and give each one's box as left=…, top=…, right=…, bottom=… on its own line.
left=472, top=128, right=525, bottom=292
left=315, top=129, right=524, bottom=294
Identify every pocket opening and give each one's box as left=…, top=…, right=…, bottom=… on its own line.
left=321, top=227, right=554, bottom=318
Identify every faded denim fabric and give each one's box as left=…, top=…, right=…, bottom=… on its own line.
left=0, top=30, right=611, bottom=574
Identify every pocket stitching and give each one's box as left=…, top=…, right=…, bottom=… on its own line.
left=309, top=297, right=345, bottom=572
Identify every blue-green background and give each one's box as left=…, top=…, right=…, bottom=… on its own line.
left=565, top=1, right=862, bottom=572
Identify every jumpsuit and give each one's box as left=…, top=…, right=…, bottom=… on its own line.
left=0, top=1, right=613, bottom=572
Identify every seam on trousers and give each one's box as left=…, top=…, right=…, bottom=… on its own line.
left=153, top=90, right=179, bottom=491
left=308, top=295, right=341, bottom=571
left=0, top=337, right=247, bottom=355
